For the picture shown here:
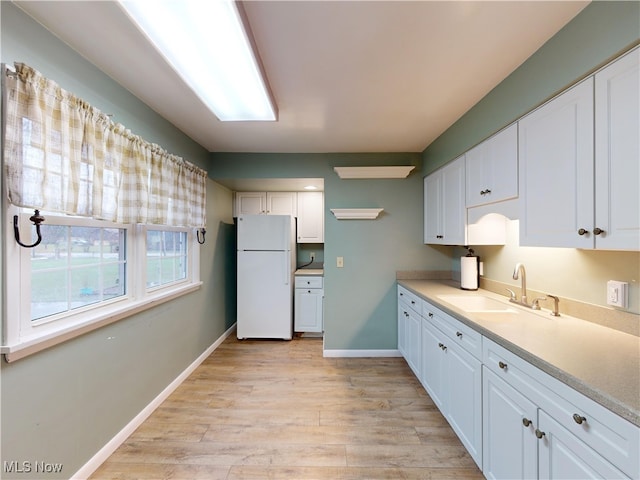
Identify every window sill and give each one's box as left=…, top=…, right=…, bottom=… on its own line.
left=1, top=282, right=202, bottom=362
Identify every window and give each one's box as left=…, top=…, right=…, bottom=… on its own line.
left=146, top=228, right=188, bottom=289
left=30, top=222, right=127, bottom=322
left=3, top=209, right=201, bottom=361
left=2, top=63, right=206, bottom=361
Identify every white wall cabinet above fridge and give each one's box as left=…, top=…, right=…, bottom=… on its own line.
left=234, top=192, right=298, bottom=217
left=519, top=47, right=639, bottom=250
left=234, top=191, right=324, bottom=244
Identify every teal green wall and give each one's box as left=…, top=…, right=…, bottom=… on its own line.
left=422, top=1, right=640, bottom=174
left=1, top=3, right=234, bottom=478
left=211, top=153, right=453, bottom=350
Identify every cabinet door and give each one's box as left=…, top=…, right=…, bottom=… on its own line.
left=537, top=410, right=628, bottom=480
left=423, top=173, right=442, bottom=244
left=466, top=123, right=518, bottom=207
left=297, top=192, right=324, bottom=243
left=420, top=318, right=446, bottom=411
left=441, top=156, right=466, bottom=245
left=447, top=342, right=482, bottom=468
left=294, top=288, right=323, bottom=333
left=595, top=47, right=640, bottom=251
left=235, top=192, right=266, bottom=216
left=267, top=192, right=297, bottom=216
left=424, top=156, right=466, bottom=245
left=483, top=368, right=538, bottom=480
left=397, top=303, right=408, bottom=356
left=407, top=309, right=422, bottom=378
left=519, top=78, right=594, bottom=248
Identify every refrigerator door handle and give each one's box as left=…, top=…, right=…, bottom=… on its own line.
left=285, top=252, right=290, bottom=285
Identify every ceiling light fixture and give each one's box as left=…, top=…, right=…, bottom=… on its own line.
left=118, top=0, right=277, bottom=122
left=303, top=185, right=318, bottom=190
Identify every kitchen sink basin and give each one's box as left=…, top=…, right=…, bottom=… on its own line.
left=437, top=294, right=517, bottom=313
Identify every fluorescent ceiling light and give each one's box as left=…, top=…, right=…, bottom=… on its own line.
left=304, top=185, right=318, bottom=190
left=118, top=0, right=277, bottom=121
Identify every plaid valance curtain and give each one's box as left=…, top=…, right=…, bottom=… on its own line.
left=3, top=63, right=207, bottom=228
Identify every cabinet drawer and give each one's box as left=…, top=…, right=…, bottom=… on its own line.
left=484, top=338, right=640, bottom=478
left=422, top=300, right=482, bottom=360
left=398, top=286, right=421, bottom=314
left=295, top=276, right=323, bottom=288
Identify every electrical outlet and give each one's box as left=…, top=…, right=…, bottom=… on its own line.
left=310, top=252, right=315, bottom=260
left=337, top=256, right=344, bottom=268
left=607, top=280, right=628, bottom=308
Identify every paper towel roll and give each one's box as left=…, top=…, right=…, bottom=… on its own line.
left=461, top=256, right=479, bottom=290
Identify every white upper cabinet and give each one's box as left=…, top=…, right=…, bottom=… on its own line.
left=518, top=78, right=594, bottom=248
left=466, top=123, right=518, bottom=208
left=234, top=192, right=297, bottom=216
left=267, top=192, right=297, bottom=216
left=296, top=191, right=324, bottom=243
left=519, top=47, right=639, bottom=250
left=424, top=155, right=466, bottom=245
left=594, top=47, right=640, bottom=251
left=234, top=192, right=267, bottom=216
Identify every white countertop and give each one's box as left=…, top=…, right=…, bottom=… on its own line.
left=294, top=269, right=324, bottom=276
left=398, top=279, right=640, bottom=427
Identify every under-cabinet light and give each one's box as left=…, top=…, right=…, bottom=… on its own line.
left=118, top=0, right=277, bottom=122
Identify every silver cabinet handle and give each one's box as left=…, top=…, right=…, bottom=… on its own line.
left=498, top=361, right=508, bottom=370
left=572, top=413, right=587, bottom=425
left=535, top=429, right=545, bottom=439
left=522, top=418, right=532, bottom=427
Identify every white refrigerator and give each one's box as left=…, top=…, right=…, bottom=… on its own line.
left=236, top=215, right=295, bottom=340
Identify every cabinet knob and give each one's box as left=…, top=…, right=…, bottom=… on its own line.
left=456, top=331, right=463, bottom=338
left=535, top=429, right=546, bottom=439
left=578, top=228, right=589, bottom=236
left=436, top=235, right=444, bottom=239
left=522, top=418, right=532, bottom=427
left=308, top=290, right=311, bottom=293
left=438, top=342, right=447, bottom=351
left=498, top=361, right=508, bottom=370
left=428, top=312, right=434, bottom=318
left=480, top=189, right=492, bottom=195
left=593, top=227, right=604, bottom=236
left=572, top=413, right=587, bottom=425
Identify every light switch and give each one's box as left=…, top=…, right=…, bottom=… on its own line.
left=607, top=280, right=628, bottom=308
left=336, top=256, right=344, bottom=268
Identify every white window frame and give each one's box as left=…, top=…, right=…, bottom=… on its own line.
left=2, top=205, right=201, bottom=362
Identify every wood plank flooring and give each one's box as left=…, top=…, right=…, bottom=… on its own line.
left=90, top=335, right=484, bottom=479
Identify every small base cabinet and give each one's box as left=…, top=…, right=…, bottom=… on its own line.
left=294, top=276, right=323, bottom=333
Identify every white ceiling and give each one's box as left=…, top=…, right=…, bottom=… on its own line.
left=15, top=1, right=589, bottom=154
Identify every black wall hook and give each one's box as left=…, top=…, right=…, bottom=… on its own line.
left=14, top=209, right=45, bottom=248
left=196, top=228, right=206, bottom=245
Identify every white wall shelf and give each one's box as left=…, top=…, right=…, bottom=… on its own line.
left=333, top=166, right=415, bottom=179
left=330, top=208, right=384, bottom=220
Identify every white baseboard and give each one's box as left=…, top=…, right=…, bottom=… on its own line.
left=71, top=323, right=237, bottom=480
left=323, top=348, right=402, bottom=358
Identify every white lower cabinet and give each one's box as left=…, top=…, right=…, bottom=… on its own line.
left=397, top=286, right=421, bottom=377
left=483, top=337, right=638, bottom=479
left=294, top=276, right=323, bottom=333
left=397, top=285, right=639, bottom=479
left=421, top=300, right=482, bottom=468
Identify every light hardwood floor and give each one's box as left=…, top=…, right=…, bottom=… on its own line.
left=90, top=335, right=484, bottom=479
